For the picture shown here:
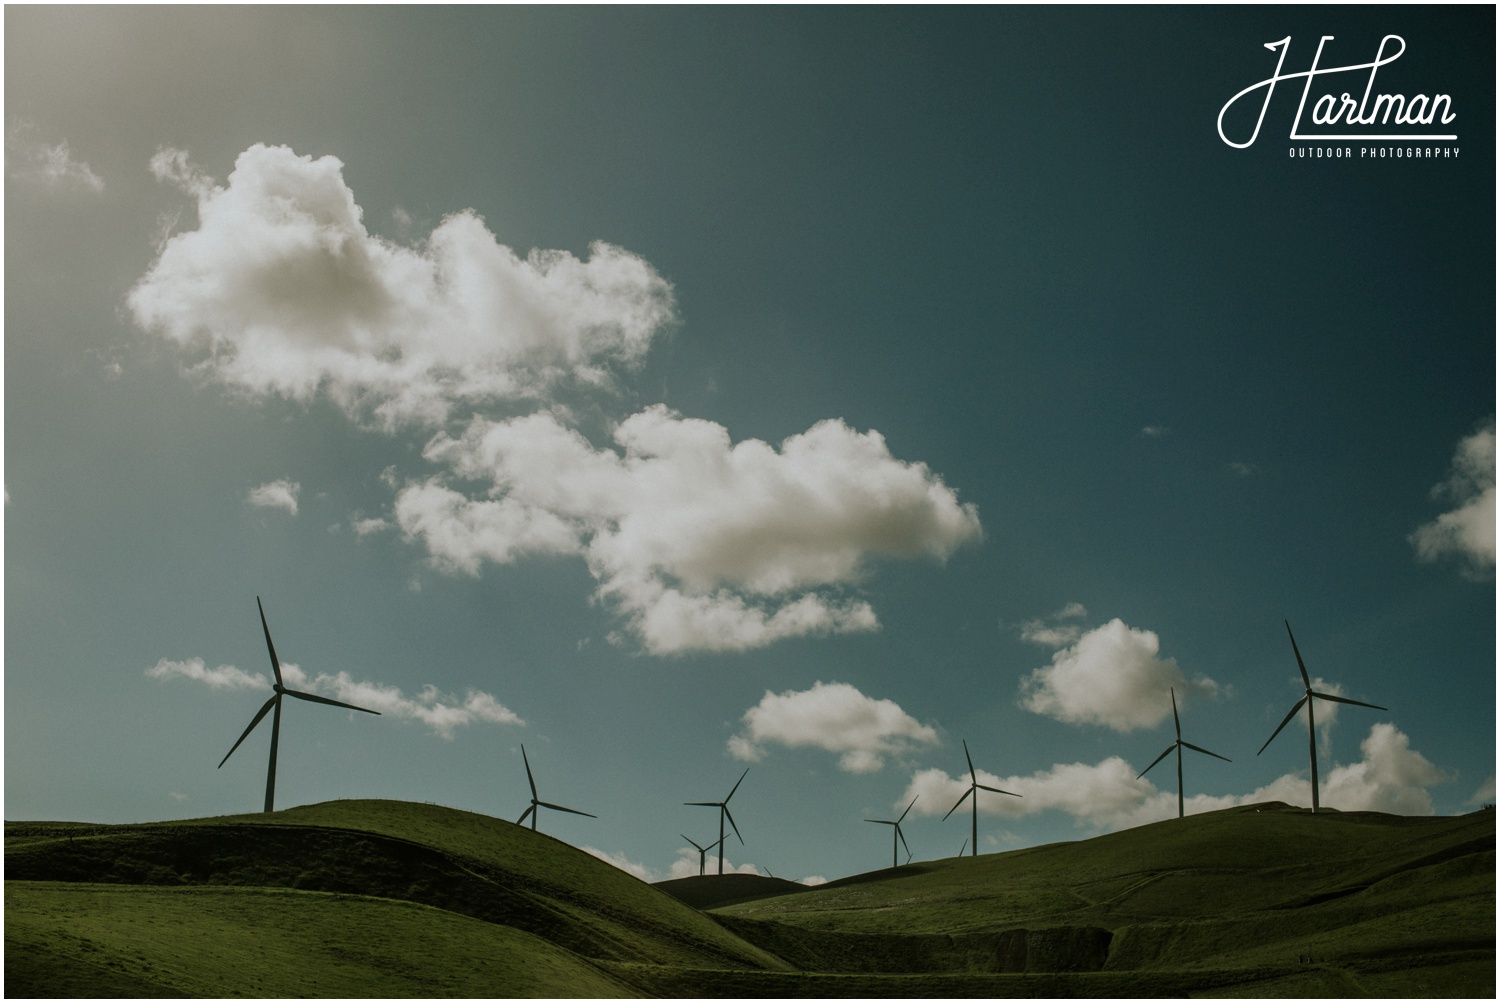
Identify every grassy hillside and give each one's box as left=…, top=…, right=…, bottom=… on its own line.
left=6, top=800, right=1493, bottom=997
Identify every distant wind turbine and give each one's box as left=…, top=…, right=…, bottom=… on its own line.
left=943, top=740, right=1021, bottom=857
left=865, top=796, right=918, bottom=869
left=1258, top=620, right=1387, bottom=814
left=1137, top=688, right=1231, bottom=818
left=686, top=767, right=748, bottom=875
left=517, top=744, right=596, bottom=832
left=681, top=833, right=725, bottom=877
left=218, top=597, right=380, bottom=813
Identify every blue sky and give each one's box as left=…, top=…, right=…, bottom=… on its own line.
left=6, top=7, right=1494, bottom=884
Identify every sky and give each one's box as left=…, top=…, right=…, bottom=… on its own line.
left=5, top=7, right=1494, bottom=885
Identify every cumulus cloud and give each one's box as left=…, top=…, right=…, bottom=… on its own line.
left=129, top=145, right=982, bottom=656
left=728, top=681, right=939, bottom=773
left=7, top=124, right=104, bottom=192
left=146, top=657, right=265, bottom=690
left=399, top=407, right=981, bottom=654
left=1468, top=776, right=1495, bottom=806
left=146, top=657, right=521, bottom=739
left=129, top=144, right=675, bottom=429
left=352, top=517, right=392, bottom=537
left=904, top=723, right=1447, bottom=831
left=1017, top=618, right=1220, bottom=732
left=247, top=478, right=300, bottom=515
left=1411, top=418, right=1495, bottom=576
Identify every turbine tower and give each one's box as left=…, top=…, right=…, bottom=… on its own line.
left=942, top=740, right=1020, bottom=857
left=681, top=833, right=725, bottom=877
left=517, top=744, right=597, bottom=832
left=686, top=767, right=748, bottom=875
left=1258, top=620, right=1387, bottom=813
left=218, top=598, right=381, bottom=813
left=865, top=796, right=918, bottom=869
left=1136, top=687, right=1231, bottom=818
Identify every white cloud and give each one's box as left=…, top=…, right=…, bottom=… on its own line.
left=399, top=406, right=981, bottom=654
left=663, top=847, right=763, bottom=881
left=146, top=657, right=265, bottom=690
left=146, top=656, right=521, bottom=739
left=352, top=517, right=392, bottom=537
left=1411, top=418, right=1496, bottom=576
left=1018, top=618, right=1220, bottom=732
left=7, top=124, right=104, bottom=192
left=728, top=681, right=939, bottom=773
left=1468, top=776, right=1495, bottom=806
left=582, top=846, right=657, bottom=883
left=130, top=146, right=981, bottom=657
left=280, top=663, right=524, bottom=738
left=129, top=143, right=675, bottom=429
left=1016, top=602, right=1088, bottom=647
left=1140, top=426, right=1168, bottom=438
left=247, top=478, right=300, bottom=515
left=800, top=875, right=828, bottom=886
left=903, top=723, right=1448, bottom=831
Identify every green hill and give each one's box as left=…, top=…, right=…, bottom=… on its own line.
left=6, top=800, right=1493, bottom=997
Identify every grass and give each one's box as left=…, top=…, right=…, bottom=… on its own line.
left=6, top=800, right=1493, bottom=997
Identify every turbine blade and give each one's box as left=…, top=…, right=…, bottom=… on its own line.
left=1137, top=744, right=1177, bottom=779
left=725, top=767, right=749, bottom=803
left=976, top=783, right=1021, bottom=797
left=897, top=795, right=918, bottom=824
left=538, top=801, right=596, bottom=819
left=897, top=826, right=910, bottom=855
left=1171, top=688, right=1181, bottom=739
left=865, top=818, right=895, bottom=826
left=1285, top=620, right=1312, bottom=691
left=283, top=688, right=380, bottom=714
left=1181, top=740, right=1232, bottom=763
left=707, top=836, right=725, bottom=851
left=685, top=801, right=719, bottom=808
left=218, top=695, right=278, bottom=768
left=1257, top=696, right=1308, bottom=755
left=1312, top=691, right=1387, bottom=711
left=723, top=805, right=744, bottom=843
left=963, top=739, right=976, bottom=783
left=257, top=597, right=284, bottom=687
left=681, top=834, right=704, bottom=852
left=522, top=745, right=537, bottom=799
left=942, top=787, right=973, bottom=821
left=517, top=804, right=534, bottom=826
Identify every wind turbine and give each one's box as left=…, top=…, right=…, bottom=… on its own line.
left=865, top=796, right=918, bottom=869
left=1258, top=620, right=1387, bottom=813
left=218, top=597, right=381, bottom=813
left=681, top=833, right=725, bottom=877
left=1137, top=687, right=1231, bottom=818
left=685, top=767, right=748, bottom=875
left=517, top=744, right=596, bottom=832
left=942, top=740, right=1020, bottom=857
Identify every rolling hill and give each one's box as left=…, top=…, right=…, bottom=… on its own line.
left=6, top=799, right=1493, bottom=997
